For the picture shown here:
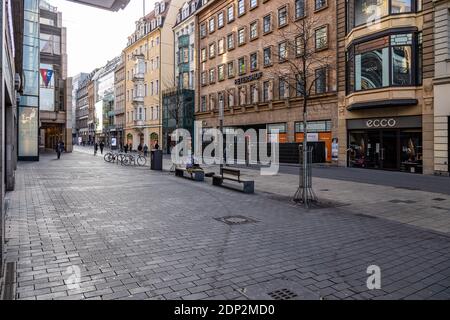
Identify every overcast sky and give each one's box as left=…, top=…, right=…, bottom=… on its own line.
left=50, top=0, right=156, bottom=77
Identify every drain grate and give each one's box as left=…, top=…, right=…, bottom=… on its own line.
left=215, top=216, right=258, bottom=226
left=433, top=198, right=447, bottom=202
left=268, top=288, right=299, bottom=301
left=389, top=199, right=417, bottom=204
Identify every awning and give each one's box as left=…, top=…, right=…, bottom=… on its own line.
left=347, top=99, right=418, bottom=111
left=65, top=0, right=130, bottom=11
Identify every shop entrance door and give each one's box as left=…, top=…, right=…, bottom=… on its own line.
left=381, top=130, right=399, bottom=170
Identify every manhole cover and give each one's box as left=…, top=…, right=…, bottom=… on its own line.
left=268, top=289, right=299, bottom=300
left=215, top=216, right=258, bottom=225
left=389, top=199, right=417, bottom=204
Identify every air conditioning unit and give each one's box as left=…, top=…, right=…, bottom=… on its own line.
left=14, top=73, right=22, bottom=91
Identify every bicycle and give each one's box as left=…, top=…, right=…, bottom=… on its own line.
left=121, top=153, right=147, bottom=167
left=104, top=152, right=125, bottom=164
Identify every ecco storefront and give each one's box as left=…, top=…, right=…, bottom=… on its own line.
left=347, top=116, right=423, bottom=174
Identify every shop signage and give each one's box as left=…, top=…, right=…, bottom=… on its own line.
left=235, top=72, right=263, bottom=85
left=347, top=116, right=422, bottom=130
left=366, top=118, right=397, bottom=128
left=307, top=133, right=319, bottom=142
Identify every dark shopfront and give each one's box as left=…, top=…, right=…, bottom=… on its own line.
left=347, top=116, right=423, bottom=174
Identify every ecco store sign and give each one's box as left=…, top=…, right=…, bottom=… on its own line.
left=347, top=116, right=422, bottom=130
left=366, top=119, right=397, bottom=128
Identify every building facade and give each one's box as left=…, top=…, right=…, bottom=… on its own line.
left=75, top=70, right=97, bottom=145
left=39, top=0, right=72, bottom=152
left=114, top=54, right=126, bottom=148
left=124, top=0, right=183, bottom=150
left=433, top=0, right=450, bottom=175
left=195, top=0, right=338, bottom=163
left=337, top=0, right=435, bottom=174
left=70, top=72, right=88, bottom=144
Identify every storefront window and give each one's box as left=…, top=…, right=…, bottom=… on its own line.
left=400, top=131, right=422, bottom=173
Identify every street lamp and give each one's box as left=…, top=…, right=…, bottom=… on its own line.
left=219, top=98, right=224, bottom=170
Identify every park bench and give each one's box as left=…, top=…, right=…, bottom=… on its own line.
left=175, top=166, right=205, bottom=182
left=212, top=167, right=255, bottom=194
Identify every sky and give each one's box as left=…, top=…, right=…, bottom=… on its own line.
left=49, top=0, right=156, bottom=77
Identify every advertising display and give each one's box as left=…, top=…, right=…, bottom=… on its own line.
left=18, top=107, right=39, bottom=158
left=40, top=63, right=55, bottom=111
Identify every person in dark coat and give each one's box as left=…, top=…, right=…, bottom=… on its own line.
left=94, top=142, right=99, bottom=156
left=100, top=141, right=105, bottom=155
left=143, top=144, right=149, bottom=157
left=124, top=144, right=128, bottom=153
left=56, top=141, right=64, bottom=160
left=154, top=141, right=160, bottom=150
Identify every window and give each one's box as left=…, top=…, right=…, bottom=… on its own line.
left=228, top=61, right=235, bottom=78
left=250, top=0, right=258, bottom=9
left=209, top=17, right=215, bottom=33
left=250, top=21, right=258, bottom=40
left=201, top=48, right=207, bottom=62
left=295, top=0, right=305, bottom=19
left=278, top=6, right=288, bottom=27
left=218, top=92, right=225, bottom=111
left=200, top=23, right=207, bottom=38
left=347, top=33, right=419, bottom=92
left=218, top=38, right=225, bottom=55
left=218, top=64, right=225, bottom=81
left=296, top=74, right=305, bottom=96
left=315, top=26, right=328, bottom=50
left=263, top=14, right=272, bottom=34
left=209, top=43, right=216, bottom=58
left=315, top=0, right=327, bottom=10
left=238, top=0, right=246, bottom=16
left=239, top=86, right=247, bottom=105
left=238, top=28, right=246, bottom=46
left=201, top=71, right=207, bottom=86
left=238, top=57, right=246, bottom=75
left=263, top=47, right=272, bottom=66
left=218, top=11, right=225, bottom=28
left=279, top=77, right=289, bottom=99
left=315, top=68, right=327, bottom=94
left=278, top=41, right=287, bottom=62
left=227, top=33, right=235, bottom=50
left=250, top=52, right=258, bottom=71
left=295, top=36, right=303, bottom=56
left=201, top=96, right=207, bottom=111
left=209, top=68, right=216, bottom=83
left=209, top=94, right=216, bottom=110
left=227, top=5, right=235, bottom=22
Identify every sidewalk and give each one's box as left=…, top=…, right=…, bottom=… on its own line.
left=162, top=156, right=450, bottom=235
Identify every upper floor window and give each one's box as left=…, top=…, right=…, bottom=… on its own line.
left=295, top=0, right=305, bottom=19
left=278, top=6, right=288, bottom=27
left=228, top=5, right=235, bottom=22
left=238, top=28, right=246, bottom=46
left=218, top=11, right=225, bottom=28
left=263, top=14, right=272, bottom=33
left=346, top=33, right=419, bottom=93
left=218, top=38, right=225, bottom=55
left=315, top=26, right=328, bottom=50
left=347, top=0, right=418, bottom=32
left=200, top=23, right=207, bottom=38
left=209, top=17, right=215, bottom=33
left=250, top=21, right=258, bottom=40
left=227, top=33, right=235, bottom=50
left=209, top=43, right=216, bottom=58
left=238, top=0, right=246, bottom=16
left=263, top=47, right=272, bottom=66
left=315, top=0, right=327, bottom=11
left=250, top=0, right=258, bottom=9
left=315, top=68, right=327, bottom=94
left=278, top=41, right=287, bottom=62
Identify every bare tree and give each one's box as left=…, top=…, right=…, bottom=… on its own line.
left=265, top=13, right=333, bottom=207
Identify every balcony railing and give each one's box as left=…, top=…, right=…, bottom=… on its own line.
left=132, top=95, right=144, bottom=104
left=133, top=72, right=145, bottom=81
left=134, top=120, right=145, bottom=127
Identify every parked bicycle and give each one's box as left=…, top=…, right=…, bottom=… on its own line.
left=104, top=152, right=126, bottom=164
left=121, top=153, right=147, bottom=167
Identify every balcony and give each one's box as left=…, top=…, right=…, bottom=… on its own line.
left=132, top=95, right=144, bottom=104
left=133, top=72, right=145, bottom=82
left=134, top=120, right=145, bottom=128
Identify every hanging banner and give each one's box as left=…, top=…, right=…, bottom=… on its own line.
left=40, top=68, right=54, bottom=88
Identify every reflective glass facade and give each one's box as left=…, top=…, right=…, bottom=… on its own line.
left=19, top=0, right=40, bottom=160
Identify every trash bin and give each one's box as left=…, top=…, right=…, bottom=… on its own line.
left=151, top=150, right=163, bottom=171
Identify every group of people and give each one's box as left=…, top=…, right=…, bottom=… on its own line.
left=93, top=141, right=160, bottom=157
left=93, top=141, right=106, bottom=156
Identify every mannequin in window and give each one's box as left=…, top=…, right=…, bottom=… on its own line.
left=240, top=87, right=246, bottom=106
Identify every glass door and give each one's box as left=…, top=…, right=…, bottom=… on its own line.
left=366, top=131, right=382, bottom=169
left=381, top=130, right=399, bottom=170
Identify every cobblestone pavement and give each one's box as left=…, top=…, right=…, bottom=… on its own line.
left=4, top=150, right=450, bottom=300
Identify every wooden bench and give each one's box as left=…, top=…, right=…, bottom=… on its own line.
left=175, top=167, right=205, bottom=182
left=212, top=168, right=255, bottom=194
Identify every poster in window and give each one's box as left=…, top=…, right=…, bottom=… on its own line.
left=19, top=107, right=39, bottom=158
left=40, top=63, right=55, bottom=111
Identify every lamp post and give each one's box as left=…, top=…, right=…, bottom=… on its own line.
left=219, top=100, right=224, bottom=170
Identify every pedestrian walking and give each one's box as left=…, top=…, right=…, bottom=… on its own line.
left=154, top=141, right=160, bottom=150
left=129, top=143, right=132, bottom=152
left=94, top=142, right=99, bottom=156
left=124, top=144, right=128, bottom=153
left=100, top=141, right=105, bottom=155
left=138, top=144, right=143, bottom=155
left=56, top=141, right=64, bottom=160
left=143, top=144, right=149, bottom=157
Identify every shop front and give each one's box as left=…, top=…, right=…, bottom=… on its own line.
left=347, top=116, right=423, bottom=173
